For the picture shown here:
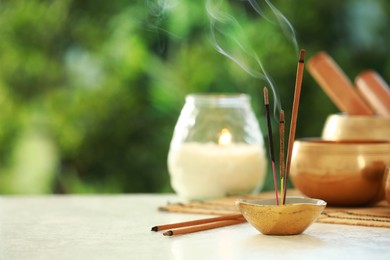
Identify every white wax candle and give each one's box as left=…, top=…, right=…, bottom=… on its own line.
left=168, top=142, right=267, bottom=200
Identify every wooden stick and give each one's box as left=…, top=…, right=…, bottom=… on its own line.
left=279, top=110, right=285, bottom=203
left=355, top=70, right=390, bottom=116
left=151, top=213, right=244, bottom=232
left=283, top=49, right=306, bottom=204
left=307, top=51, right=373, bottom=115
left=263, top=86, right=279, bottom=205
left=163, top=218, right=246, bottom=236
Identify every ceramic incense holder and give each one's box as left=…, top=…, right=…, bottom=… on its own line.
left=236, top=197, right=326, bottom=236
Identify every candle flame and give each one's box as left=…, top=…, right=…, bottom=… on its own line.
left=218, top=128, right=232, bottom=145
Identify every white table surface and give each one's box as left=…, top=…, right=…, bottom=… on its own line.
left=1, top=194, right=389, bottom=260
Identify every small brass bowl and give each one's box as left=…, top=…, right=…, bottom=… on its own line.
left=322, top=114, right=390, bottom=141
left=236, top=197, right=326, bottom=236
left=290, top=139, right=390, bottom=206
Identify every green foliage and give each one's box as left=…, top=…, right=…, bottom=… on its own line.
left=0, top=0, right=389, bottom=194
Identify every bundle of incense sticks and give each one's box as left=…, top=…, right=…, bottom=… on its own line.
left=263, top=49, right=306, bottom=205
left=151, top=214, right=246, bottom=236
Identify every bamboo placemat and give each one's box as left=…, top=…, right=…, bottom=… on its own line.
left=158, top=190, right=390, bottom=228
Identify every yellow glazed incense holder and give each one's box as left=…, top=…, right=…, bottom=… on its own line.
left=236, top=197, right=326, bottom=236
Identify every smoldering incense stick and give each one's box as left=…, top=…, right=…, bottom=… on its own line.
left=283, top=49, right=306, bottom=204
left=279, top=110, right=285, bottom=202
left=263, top=86, right=279, bottom=205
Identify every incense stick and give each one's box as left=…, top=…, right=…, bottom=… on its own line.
left=151, top=213, right=244, bottom=232
left=279, top=110, right=285, bottom=202
left=263, top=87, right=279, bottom=205
left=283, top=49, right=306, bottom=204
left=163, top=218, right=246, bottom=236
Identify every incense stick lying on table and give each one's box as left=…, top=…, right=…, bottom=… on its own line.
left=151, top=214, right=246, bottom=236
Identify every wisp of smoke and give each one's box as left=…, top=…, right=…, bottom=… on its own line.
left=146, top=0, right=178, bottom=26
left=145, top=0, right=180, bottom=53
left=206, top=0, right=300, bottom=114
left=248, top=0, right=299, bottom=54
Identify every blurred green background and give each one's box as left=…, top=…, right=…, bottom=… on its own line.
left=0, top=0, right=389, bottom=194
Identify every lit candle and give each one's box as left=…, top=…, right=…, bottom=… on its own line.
left=218, top=128, right=232, bottom=145
left=168, top=128, right=267, bottom=200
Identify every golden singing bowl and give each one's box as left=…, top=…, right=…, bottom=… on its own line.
left=385, top=166, right=390, bottom=204
left=236, top=197, right=326, bottom=236
left=290, top=139, right=390, bottom=206
left=322, top=114, right=390, bottom=141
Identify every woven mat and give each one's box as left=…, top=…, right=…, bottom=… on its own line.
left=159, top=190, right=390, bottom=228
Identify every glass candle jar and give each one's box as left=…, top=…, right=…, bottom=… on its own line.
left=167, top=93, right=267, bottom=200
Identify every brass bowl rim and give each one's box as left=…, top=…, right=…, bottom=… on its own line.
left=236, top=196, right=327, bottom=207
